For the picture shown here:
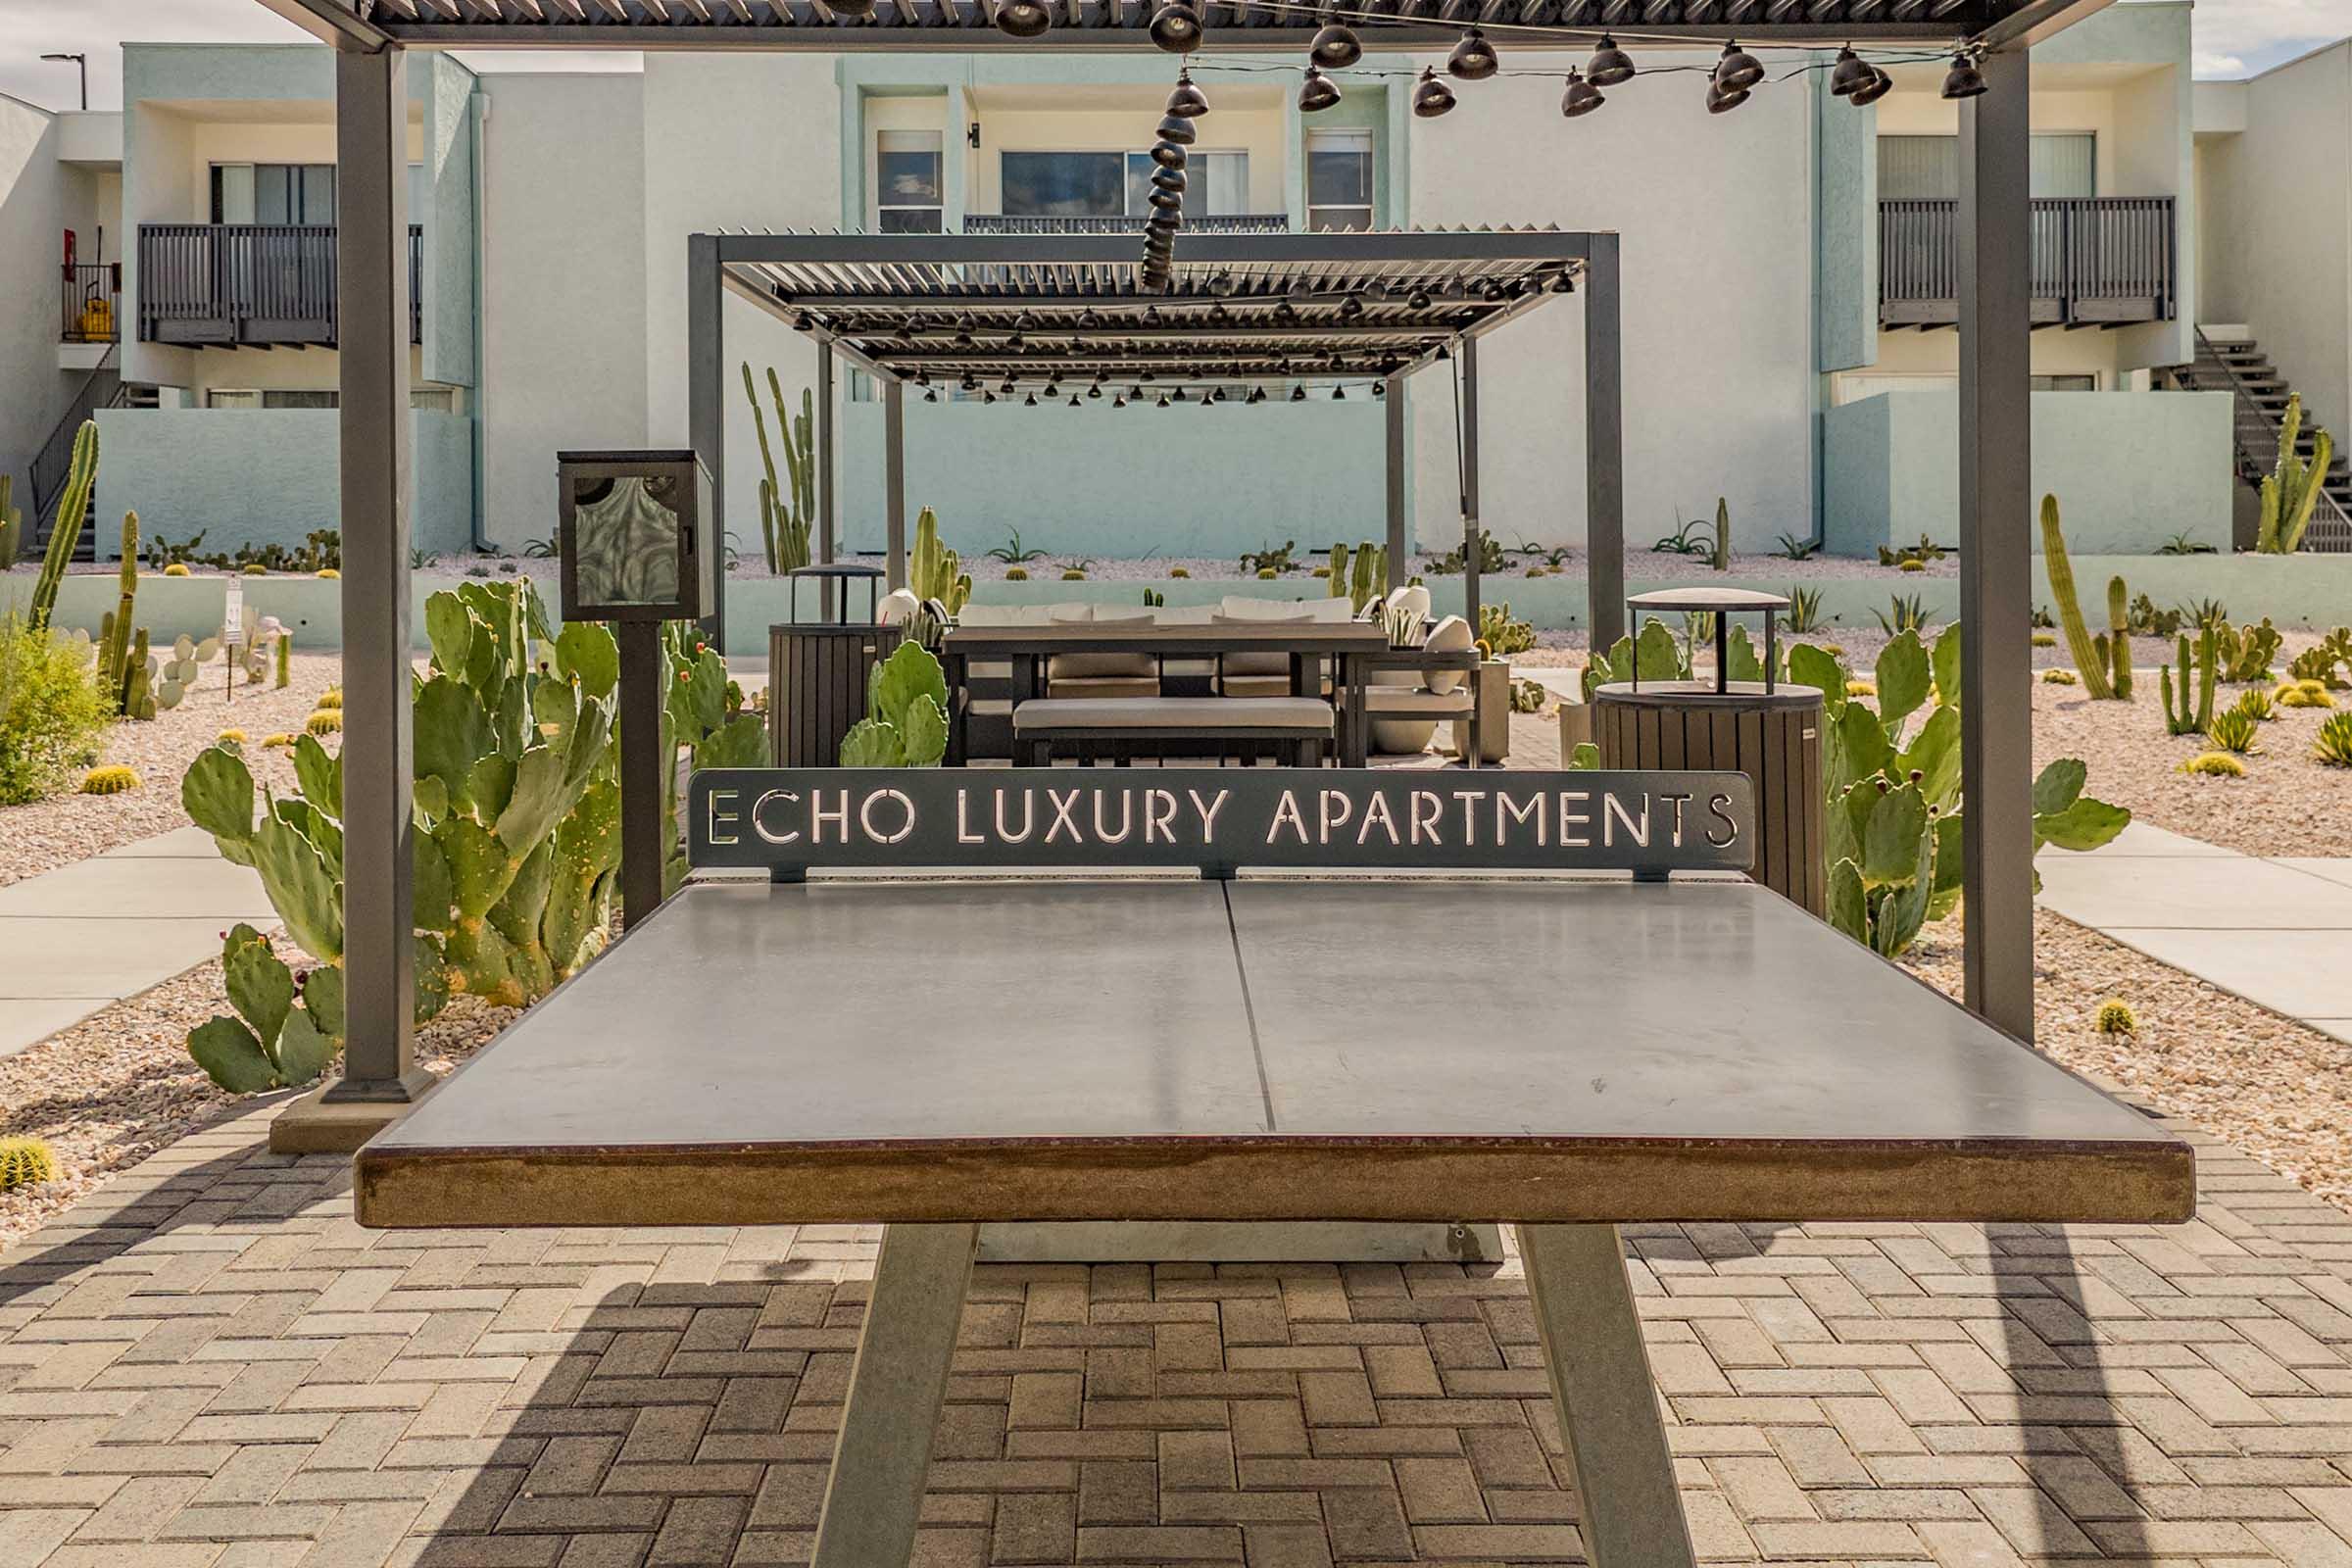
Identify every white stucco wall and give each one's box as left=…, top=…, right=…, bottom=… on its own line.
left=1405, top=47, right=1816, bottom=554
left=2199, top=40, right=2352, bottom=442
left=476, top=72, right=648, bottom=551
left=0, top=93, right=75, bottom=503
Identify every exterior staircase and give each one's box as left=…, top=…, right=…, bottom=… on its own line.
left=25, top=355, right=153, bottom=564
left=2183, top=329, right=2352, bottom=552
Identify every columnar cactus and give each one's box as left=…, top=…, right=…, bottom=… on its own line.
left=2160, top=624, right=2219, bottom=737
left=97, top=512, right=141, bottom=710
left=908, top=507, right=970, bottom=615
left=2102, top=575, right=2132, bottom=700
left=0, top=473, right=21, bottom=569
left=1713, top=497, right=1731, bottom=571
left=2040, top=494, right=2116, bottom=701
left=29, top=419, right=97, bottom=632
left=744, top=364, right=815, bottom=575
left=2257, top=393, right=2334, bottom=555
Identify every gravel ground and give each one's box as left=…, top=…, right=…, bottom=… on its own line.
left=0, top=933, right=514, bottom=1255
left=1902, top=909, right=2352, bottom=1211
left=0, top=653, right=343, bottom=889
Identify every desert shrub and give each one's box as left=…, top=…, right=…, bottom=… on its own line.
left=0, top=614, right=112, bottom=805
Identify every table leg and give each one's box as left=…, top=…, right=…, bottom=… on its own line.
left=1343, top=654, right=1366, bottom=768
left=809, top=1222, right=978, bottom=1568
left=943, top=653, right=966, bottom=766
left=1513, top=1224, right=1695, bottom=1568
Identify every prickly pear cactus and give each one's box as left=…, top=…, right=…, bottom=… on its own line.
left=182, top=577, right=625, bottom=1030
left=185, top=924, right=340, bottom=1093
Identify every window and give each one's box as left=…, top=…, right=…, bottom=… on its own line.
left=2033, top=374, right=2097, bottom=393
left=1877, top=134, right=2095, bottom=200
left=212, top=164, right=337, bottom=225
left=876, top=131, right=944, bottom=233
left=412, top=386, right=462, bottom=412
left=207, top=389, right=338, bottom=410
left=1001, top=150, right=1251, bottom=219
left=1306, top=130, right=1373, bottom=231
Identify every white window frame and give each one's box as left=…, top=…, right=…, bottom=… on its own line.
left=994, top=147, right=1252, bottom=220
left=873, top=129, right=945, bottom=233
left=1305, top=128, right=1375, bottom=232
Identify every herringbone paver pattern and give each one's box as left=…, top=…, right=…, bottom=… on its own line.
left=8, top=1103, right=2352, bottom=1566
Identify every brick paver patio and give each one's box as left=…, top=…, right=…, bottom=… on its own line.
left=8, top=1099, right=2352, bottom=1567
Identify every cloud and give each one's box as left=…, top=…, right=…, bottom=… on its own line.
left=2188, top=0, right=2348, bottom=77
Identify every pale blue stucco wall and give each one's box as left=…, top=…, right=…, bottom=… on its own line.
left=1815, top=67, right=1877, bottom=376
left=837, top=399, right=1385, bottom=560
left=1823, top=389, right=2234, bottom=554
left=92, top=408, right=475, bottom=559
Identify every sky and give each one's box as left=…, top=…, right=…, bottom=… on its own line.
left=0, top=0, right=2343, bottom=111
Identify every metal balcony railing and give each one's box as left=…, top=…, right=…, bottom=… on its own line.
left=136, top=222, right=424, bottom=347
left=62, top=263, right=121, bottom=343
left=1880, top=196, right=2176, bottom=327
left=962, top=213, right=1291, bottom=234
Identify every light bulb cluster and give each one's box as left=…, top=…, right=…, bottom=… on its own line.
left=1139, top=68, right=1208, bottom=292
left=920, top=376, right=1386, bottom=406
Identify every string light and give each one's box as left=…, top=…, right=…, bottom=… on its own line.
left=1148, top=1, right=1201, bottom=53
left=1309, top=20, right=1362, bottom=69
left=1940, top=52, right=1987, bottom=99
left=1587, top=34, right=1637, bottom=86
left=995, top=0, right=1051, bottom=37
left=1298, top=65, right=1340, bottom=112
left=1561, top=71, right=1603, bottom=118
left=1412, top=67, right=1456, bottom=118
left=1447, top=26, right=1498, bottom=81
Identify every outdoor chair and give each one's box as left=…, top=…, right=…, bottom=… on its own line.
left=1357, top=612, right=1480, bottom=762
left=1011, top=695, right=1334, bottom=767
left=1212, top=595, right=1357, bottom=698
left=1047, top=602, right=1161, bottom=700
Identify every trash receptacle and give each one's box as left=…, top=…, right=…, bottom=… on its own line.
left=1592, top=588, right=1825, bottom=915
left=768, top=564, right=901, bottom=766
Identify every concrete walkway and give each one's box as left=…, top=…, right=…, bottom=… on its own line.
left=0, top=827, right=273, bottom=1059
left=2035, top=820, right=2352, bottom=1047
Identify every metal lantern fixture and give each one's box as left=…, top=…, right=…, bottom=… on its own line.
left=1309, top=21, right=1362, bottom=69
left=1587, top=34, right=1636, bottom=87
left=994, top=0, right=1051, bottom=36
left=1849, top=66, right=1894, bottom=105
left=1447, top=26, right=1499, bottom=81
left=1714, top=40, right=1764, bottom=92
left=1706, top=79, right=1751, bottom=114
left=1561, top=69, right=1604, bottom=118
left=1412, top=68, right=1456, bottom=118
left=1148, top=2, right=1201, bottom=53
left=1298, top=66, right=1341, bottom=112
left=556, top=450, right=713, bottom=623
left=1829, top=45, right=1873, bottom=96
left=1166, top=69, right=1209, bottom=118
left=1941, top=52, right=1988, bottom=98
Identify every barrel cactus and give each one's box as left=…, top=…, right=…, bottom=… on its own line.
left=79, top=764, right=141, bottom=795
left=0, top=1136, right=58, bottom=1192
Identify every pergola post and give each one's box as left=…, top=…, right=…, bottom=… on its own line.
left=1384, top=372, right=1406, bottom=582
left=284, top=39, right=426, bottom=1149
left=687, top=232, right=724, bottom=652
left=1585, top=234, right=1624, bottom=651
left=817, top=342, right=837, bottom=614
left=884, top=377, right=907, bottom=590
left=1460, top=337, right=1482, bottom=637
left=1957, top=47, right=2035, bottom=1043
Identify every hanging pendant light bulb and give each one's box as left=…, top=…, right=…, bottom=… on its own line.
left=1561, top=68, right=1604, bottom=118
left=1088, top=380, right=1103, bottom=399
left=984, top=390, right=998, bottom=404
left=1166, top=68, right=1210, bottom=118
left=1447, top=26, right=1499, bottom=81
left=994, top=0, right=1051, bottom=37
left=1114, top=395, right=1128, bottom=408
left=1290, top=384, right=1306, bottom=402
left=1371, top=380, right=1386, bottom=398
left=1939, top=52, right=1987, bottom=99
left=959, top=372, right=979, bottom=392
left=1156, top=393, right=1171, bottom=408
left=924, top=388, right=938, bottom=403
left=1171, top=386, right=1188, bottom=403
left=1706, top=78, right=1750, bottom=114
left=1148, top=1, right=1202, bottom=53
left=1713, top=40, right=1763, bottom=93
left=1586, top=33, right=1635, bottom=87
left=1412, top=68, right=1456, bottom=118
left=1069, top=395, right=1082, bottom=407
left=1849, top=65, right=1893, bottom=106
left=1408, top=287, right=1433, bottom=311
left=1152, top=166, right=1187, bottom=196
left=1131, top=385, right=1146, bottom=399
left=1155, top=114, right=1197, bottom=148
left=1309, top=20, right=1362, bottom=69
left=1023, top=392, right=1038, bottom=407
left=1829, top=45, right=1873, bottom=97
left=1298, top=66, right=1341, bottom=114
left=1248, top=386, right=1267, bottom=405
left=1332, top=385, right=1347, bottom=401
left=1000, top=375, right=1016, bottom=395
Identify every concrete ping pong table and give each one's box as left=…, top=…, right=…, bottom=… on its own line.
left=357, top=767, right=2194, bottom=1568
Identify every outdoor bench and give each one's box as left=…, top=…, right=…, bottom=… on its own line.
left=1011, top=695, right=1334, bottom=766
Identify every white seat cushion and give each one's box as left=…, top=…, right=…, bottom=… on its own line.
left=1014, top=697, right=1334, bottom=733
left=876, top=587, right=921, bottom=625
left=1363, top=687, right=1475, bottom=715
left=1047, top=674, right=1160, bottom=700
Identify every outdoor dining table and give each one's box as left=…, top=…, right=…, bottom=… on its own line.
left=939, top=619, right=1392, bottom=765
left=357, top=765, right=2193, bottom=1568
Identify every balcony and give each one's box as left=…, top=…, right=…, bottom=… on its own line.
left=63, top=264, right=121, bottom=344
left=1879, top=196, right=2176, bottom=328
left=137, top=222, right=423, bottom=348
left=962, top=214, right=1291, bottom=234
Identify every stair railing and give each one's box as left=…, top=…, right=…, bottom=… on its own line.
left=27, top=343, right=127, bottom=537
left=2190, top=329, right=2352, bottom=553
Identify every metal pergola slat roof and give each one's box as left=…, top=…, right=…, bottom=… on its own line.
left=719, top=228, right=1581, bottom=386
left=266, top=0, right=2106, bottom=50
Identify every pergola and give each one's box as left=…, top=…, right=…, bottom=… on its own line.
left=695, top=228, right=1606, bottom=651
left=252, top=0, right=2107, bottom=1143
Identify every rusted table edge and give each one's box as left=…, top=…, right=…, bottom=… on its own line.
left=355, top=1136, right=2195, bottom=1230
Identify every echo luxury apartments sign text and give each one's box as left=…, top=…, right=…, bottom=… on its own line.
left=688, top=768, right=1753, bottom=876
